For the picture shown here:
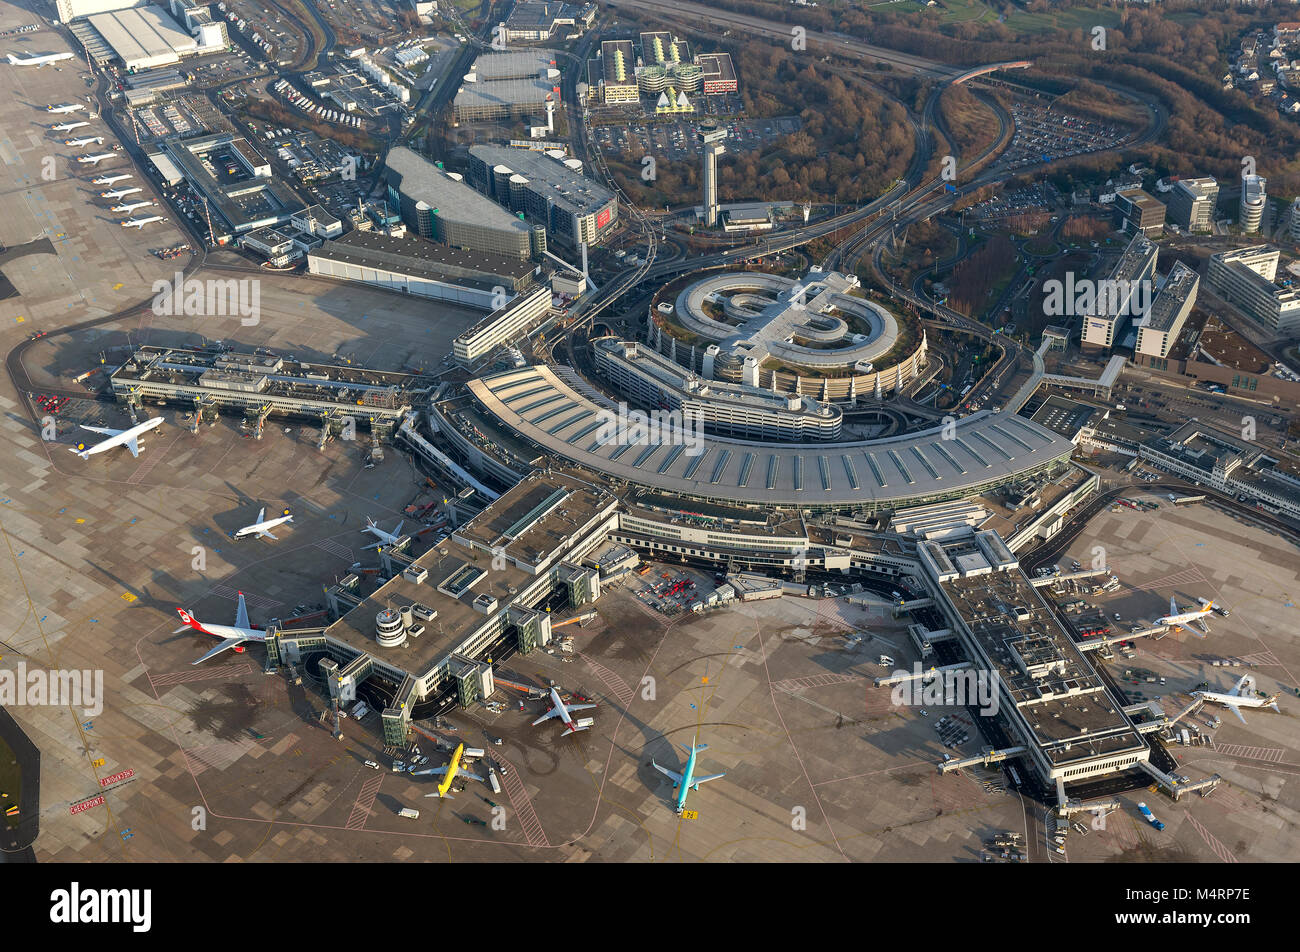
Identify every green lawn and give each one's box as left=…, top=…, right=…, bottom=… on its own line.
left=1000, top=6, right=1123, bottom=35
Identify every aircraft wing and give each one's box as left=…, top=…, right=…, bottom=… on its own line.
left=1225, top=703, right=1248, bottom=725
left=235, top=592, right=250, bottom=630
left=565, top=703, right=597, bottom=713
left=191, top=636, right=246, bottom=666
left=260, top=529, right=278, bottom=541
left=460, top=769, right=487, bottom=784
left=1172, top=622, right=1206, bottom=639
left=532, top=707, right=562, bottom=726
left=125, top=438, right=141, bottom=459
left=79, top=424, right=123, bottom=437
left=652, top=760, right=684, bottom=786
left=691, top=772, right=725, bottom=788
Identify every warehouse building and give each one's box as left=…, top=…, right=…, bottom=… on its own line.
left=307, top=231, right=539, bottom=310
left=500, top=1, right=596, bottom=43
left=466, top=145, right=618, bottom=250
left=385, top=146, right=544, bottom=259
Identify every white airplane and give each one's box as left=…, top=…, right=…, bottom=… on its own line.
left=51, top=120, right=89, bottom=132
left=121, top=215, right=165, bottom=229
left=47, top=102, right=85, bottom=114
left=111, top=200, right=153, bottom=214
left=1157, top=596, right=1215, bottom=638
left=9, top=52, right=74, bottom=67
left=65, top=135, right=103, bottom=147
left=1193, top=675, right=1281, bottom=725
left=174, top=591, right=267, bottom=665
left=69, top=416, right=164, bottom=460
left=231, top=506, right=294, bottom=541
left=100, top=186, right=140, bottom=199
left=360, top=516, right=404, bottom=550
left=77, top=152, right=116, bottom=165
left=532, top=686, right=596, bottom=737
left=93, top=173, right=131, bottom=186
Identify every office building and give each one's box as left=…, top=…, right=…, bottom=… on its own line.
left=467, top=145, right=617, bottom=250
left=1114, top=187, right=1165, bottom=238
left=1166, top=177, right=1218, bottom=232
left=499, top=1, right=595, bottom=43
left=1241, top=174, right=1267, bottom=233
left=696, top=52, right=738, bottom=94
left=1206, top=245, right=1300, bottom=335
left=1081, top=233, right=1158, bottom=350
left=1135, top=261, right=1199, bottom=359
left=384, top=146, right=544, bottom=259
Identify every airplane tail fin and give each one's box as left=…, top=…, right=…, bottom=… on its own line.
left=68, top=446, right=90, bottom=460
left=394, top=520, right=404, bottom=537
left=6, top=54, right=18, bottom=65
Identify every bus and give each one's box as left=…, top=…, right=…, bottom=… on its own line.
left=1007, top=765, right=1022, bottom=788
left=1172, top=494, right=1206, bottom=506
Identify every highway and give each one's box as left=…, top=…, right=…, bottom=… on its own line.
left=605, top=0, right=962, bottom=79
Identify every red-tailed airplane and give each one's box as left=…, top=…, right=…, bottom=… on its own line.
left=175, top=591, right=267, bottom=665
left=532, top=686, right=596, bottom=737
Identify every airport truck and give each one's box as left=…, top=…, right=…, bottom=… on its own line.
left=488, top=768, right=502, bottom=794
left=398, top=807, right=420, bottom=819
left=1137, top=802, right=1165, bottom=831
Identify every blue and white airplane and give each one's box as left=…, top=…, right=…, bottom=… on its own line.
left=652, top=735, right=724, bottom=815
left=361, top=516, right=404, bottom=550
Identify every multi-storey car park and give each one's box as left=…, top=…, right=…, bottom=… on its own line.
left=385, top=146, right=545, bottom=260
left=648, top=268, right=929, bottom=400
left=466, top=145, right=618, bottom=250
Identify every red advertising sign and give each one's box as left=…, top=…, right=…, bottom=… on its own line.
left=70, top=796, right=106, bottom=815
left=596, top=206, right=612, bottom=229
left=99, top=769, right=134, bottom=788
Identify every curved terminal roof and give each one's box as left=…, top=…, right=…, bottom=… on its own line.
left=466, top=366, right=1077, bottom=507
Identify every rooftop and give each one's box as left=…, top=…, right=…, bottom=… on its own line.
left=386, top=146, right=532, bottom=235
left=310, top=230, right=536, bottom=289
left=470, top=144, right=615, bottom=217
left=465, top=365, right=1077, bottom=508
left=1144, top=260, right=1199, bottom=333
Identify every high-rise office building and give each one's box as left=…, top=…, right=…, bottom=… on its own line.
left=698, top=121, right=727, bottom=227
left=1241, top=174, right=1267, bottom=233
left=1166, top=177, right=1218, bottom=232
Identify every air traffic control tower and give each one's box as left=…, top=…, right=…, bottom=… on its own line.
left=698, top=120, right=727, bottom=227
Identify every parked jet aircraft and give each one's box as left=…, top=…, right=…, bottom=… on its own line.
left=121, top=215, right=165, bottom=228
left=9, top=52, right=74, bottom=67
left=65, top=135, right=103, bottom=147
left=412, top=743, right=487, bottom=798
left=93, top=173, right=131, bottom=186
left=652, top=735, right=725, bottom=815
left=231, top=506, right=294, bottom=541
left=100, top=186, right=141, bottom=199
left=1193, top=675, right=1281, bottom=725
left=1157, top=596, right=1215, bottom=638
left=110, top=200, right=153, bottom=214
left=69, top=416, right=164, bottom=460
left=51, top=120, right=88, bottom=132
left=532, top=686, right=596, bottom=737
left=77, top=152, right=116, bottom=165
left=175, top=591, right=268, bottom=665
left=46, top=102, right=85, bottom=113
left=361, top=516, right=404, bottom=550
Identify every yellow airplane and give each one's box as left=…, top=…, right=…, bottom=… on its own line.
left=413, top=743, right=487, bottom=799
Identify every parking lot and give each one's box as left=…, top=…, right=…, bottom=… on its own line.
left=1000, top=99, right=1136, bottom=172
left=593, top=114, right=801, bottom=164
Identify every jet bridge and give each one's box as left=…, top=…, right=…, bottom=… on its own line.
left=1030, top=567, right=1111, bottom=588
left=937, top=745, right=1028, bottom=774
left=1077, top=625, right=1168, bottom=652
left=875, top=660, right=972, bottom=687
